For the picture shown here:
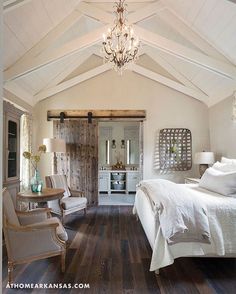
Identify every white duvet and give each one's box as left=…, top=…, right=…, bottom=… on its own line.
left=139, top=179, right=211, bottom=244
left=134, top=180, right=236, bottom=271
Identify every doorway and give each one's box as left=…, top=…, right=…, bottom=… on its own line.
left=98, top=121, right=143, bottom=205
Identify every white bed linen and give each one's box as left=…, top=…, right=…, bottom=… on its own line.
left=139, top=180, right=210, bottom=244
left=134, top=184, right=236, bottom=272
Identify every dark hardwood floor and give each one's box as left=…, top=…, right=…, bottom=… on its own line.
left=2, top=206, right=236, bottom=294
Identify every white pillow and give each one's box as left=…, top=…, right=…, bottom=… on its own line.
left=199, top=167, right=236, bottom=197
left=221, top=157, right=236, bottom=165
left=212, top=161, right=236, bottom=173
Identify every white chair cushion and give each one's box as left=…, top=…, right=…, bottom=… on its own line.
left=50, top=175, right=71, bottom=198
left=43, top=217, right=68, bottom=241
left=61, top=197, right=87, bottom=210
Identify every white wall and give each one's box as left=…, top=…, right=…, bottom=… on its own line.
left=34, top=70, right=210, bottom=183
left=209, top=95, right=236, bottom=160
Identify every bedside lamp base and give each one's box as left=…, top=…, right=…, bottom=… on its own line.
left=199, top=164, right=208, bottom=178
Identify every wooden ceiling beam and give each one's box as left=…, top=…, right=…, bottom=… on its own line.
left=4, top=2, right=84, bottom=81
left=3, top=0, right=32, bottom=13
left=34, top=63, right=110, bottom=101
left=158, top=8, right=231, bottom=64
left=41, top=49, right=94, bottom=90
left=134, top=25, right=236, bottom=80
left=144, top=46, right=209, bottom=95
left=129, top=1, right=165, bottom=23
left=78, top=2, right=113, bottom=23
left=47, top=109, right=146, bottom=121
left=4, top=25, right=109, bottom=82
left=3, top=81, right=34, bottom=105
left=79, top=1, right=165, bottom=25
left=132, top=64, right=209, bottom=104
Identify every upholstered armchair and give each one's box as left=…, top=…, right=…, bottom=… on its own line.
left=2, top=188, right=67, bottom=283
left=45, top=175, right=87, bottom=223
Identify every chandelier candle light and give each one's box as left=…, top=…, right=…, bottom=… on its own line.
left=102, top=0, right=140, bottom=74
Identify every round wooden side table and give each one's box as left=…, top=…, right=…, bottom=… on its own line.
left=17, top=188, right=64, bottom=210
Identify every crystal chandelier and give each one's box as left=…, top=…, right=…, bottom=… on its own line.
left=102, top=0, right=140, bottom=74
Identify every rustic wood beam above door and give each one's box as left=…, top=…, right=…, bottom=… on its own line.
left=47, top=110, right=146, bottom=122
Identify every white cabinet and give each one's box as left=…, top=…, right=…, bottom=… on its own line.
left=3, top=101, right=24, bottom=208
left=99, top=170, right=140, bottom=193
left=127, top=171, right=140, bottom=192
left=99, top=171, right=110, bottom=192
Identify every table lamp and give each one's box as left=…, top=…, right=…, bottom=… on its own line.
left=194, top=151, right=215, bottom=177
left=43, top=138, right=66, bottom=174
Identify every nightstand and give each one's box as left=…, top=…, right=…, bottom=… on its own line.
left=184, top=177, right=200, bottom=184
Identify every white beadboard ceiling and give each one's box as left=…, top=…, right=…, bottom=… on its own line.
left=3, top=0, right=236, bottom=107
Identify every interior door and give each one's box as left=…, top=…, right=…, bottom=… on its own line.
left=54, top=120, right=98, bottom=205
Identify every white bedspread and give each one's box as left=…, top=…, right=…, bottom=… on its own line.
left=184, top=184, right=236, bottom=254
left=134, top=180, right=236, bottom=271
left=139, top=179, right=211, bottom=244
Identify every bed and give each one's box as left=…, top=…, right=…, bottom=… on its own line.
left=133, top=179, right=236, bottom=273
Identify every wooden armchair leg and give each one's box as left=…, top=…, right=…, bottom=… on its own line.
left=8, top=261, right=14, bottom=283
left=84, top=208, right=87, bottom=216
left=61, top=209, right=65, bottom=225
left=61, top=250, right=66, bottom=273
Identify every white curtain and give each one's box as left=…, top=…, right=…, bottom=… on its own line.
left=20, top=113, right=33, bottom=190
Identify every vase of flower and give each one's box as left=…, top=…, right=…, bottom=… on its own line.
left=23, top=144, right=46, bottom=193
left=31, top=169, right=43, bottom=192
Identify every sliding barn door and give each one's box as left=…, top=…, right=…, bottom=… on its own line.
left=54, top=120, right=98, bottom=205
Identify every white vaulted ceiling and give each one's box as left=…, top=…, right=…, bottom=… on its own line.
left=3, top=0, right=236, bottom=107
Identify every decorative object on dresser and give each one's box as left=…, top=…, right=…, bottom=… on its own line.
left=159, top=128, right=192, bottom=171
left=185, top=177, right=200, bottom=184
left=43, top=138, right=66, bottom=174
left=194, top=151, right=215, bottom=177
left=112, top=160, right=125, bottom=170
left=45, top=175, right=87, bottom=224
left=3, top=188, right=67, bottom=283
left=3, top=101, right=24, bottom=208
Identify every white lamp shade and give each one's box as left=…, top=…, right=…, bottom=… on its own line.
left=43, top=138, right=66, bottom=153
left=194, top=152, right=215, bottom=164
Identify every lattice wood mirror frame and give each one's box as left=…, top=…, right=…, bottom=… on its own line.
left=159, top=128, right=192, bottom=171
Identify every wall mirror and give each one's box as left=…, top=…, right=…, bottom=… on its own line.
left=124, top=126, right=139, bottom=166
left=98, top=127, right=112, bottom=167
left=126, top=139, right=139, bottom=165
left=98, top=123, right=140, bottom=168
